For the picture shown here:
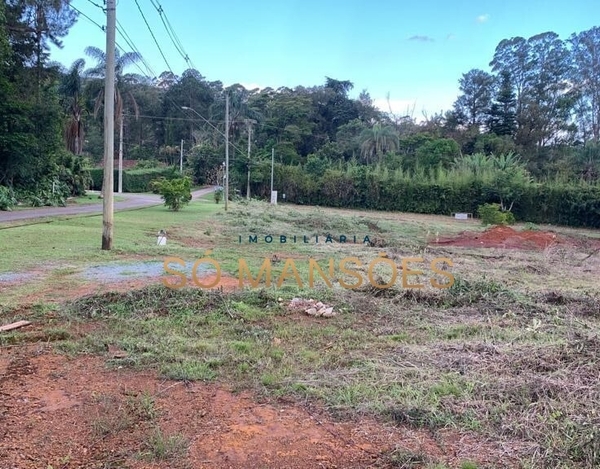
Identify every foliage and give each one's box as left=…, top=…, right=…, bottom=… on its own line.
left=135, top=159, right=161, bottom=169
left=240, top=161, right=600, bottom=228
left=477, top=203, right=516, bottom=225
left=0, top=185, right=16, bottom=211
left=214, top=187, right=223, bottom=204
left=416, top=138, right=461, bottom=169
left=55, top=150, right=91, bottom=196
left=186, top=144, right=222, bottom=184
left=304, top=154, right=330, bottom=176
left=14, top=178, right=70, bottom=207
left=88, top=167, right=178, bottom=192
left=151, top=176, right=192, bottom=211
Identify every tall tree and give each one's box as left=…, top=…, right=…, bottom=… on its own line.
left=59, top=58, right=86, bottom=154
left=85, top=46, right=142, bottom=163
left=488, top=70, right=517, bottom=136
left=6, top=0, right=77, bottom=91
left=452, top=69, right=495, bottom=128
left=522, top=32, right=575, bottom=147
left=570, top=27, right=600, bottom=142
left=490, top=37, right=531, bottom=118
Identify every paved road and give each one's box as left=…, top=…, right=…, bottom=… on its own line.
left=0, top=188, right=214, bottom=223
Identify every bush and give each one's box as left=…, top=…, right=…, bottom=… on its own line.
left=152, top=176, right=192, bottom=211
left=55, top=151, right=92, bottom=196
left=13, top=179, right=70, bottom=207
left=477, top=203, right=515, bottom=225
left=0, top=186, right=16, bottom=211
left=240, top=162, right=600, bottom=228
left=214, top=187, right=223, bottom=204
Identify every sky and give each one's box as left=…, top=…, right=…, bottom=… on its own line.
left=50, top=0, right=600, bottom=119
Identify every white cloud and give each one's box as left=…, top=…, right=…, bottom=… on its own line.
left=446, top=33, right=456, bottom=40
left=476, top=14, right=490, bottom=23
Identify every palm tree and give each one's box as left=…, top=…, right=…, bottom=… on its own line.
left=359, top=123, right=399, bottom=164
left=59, top=58, right=86, bottom=155
left=84, top=46, right=142, bottom=192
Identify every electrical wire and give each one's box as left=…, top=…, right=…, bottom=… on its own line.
left=66, top=1, right=257, bottom=160
left=133, top=0, right=173, bottom=76
left=147, top=0, right=197, bottom=71
left=69, top=3, right=105, bottom=32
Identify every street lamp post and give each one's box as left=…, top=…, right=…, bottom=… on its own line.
left=182, top=104, right=229, bottom=210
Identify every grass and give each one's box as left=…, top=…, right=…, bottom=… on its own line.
left=140, top=427, right=188, bottom=462
left=0, top=193, right=220, bottom=275
left=3, top=197, right=600, bottom=468
left=69, top=194, right=126, bottom=205
left=49, top=279, right=600, bottom=468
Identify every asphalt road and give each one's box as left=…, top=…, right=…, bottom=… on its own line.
left=0, top=188, right=214, bottom=223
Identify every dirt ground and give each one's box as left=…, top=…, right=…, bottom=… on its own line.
left=0, top=346, right=519, bottom=469
left=432, top=225, right=600, bottom=250
left=4, top=223, right=596, bottom=468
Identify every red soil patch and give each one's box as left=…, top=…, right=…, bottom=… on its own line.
left=0, top=351, right=519, bottom=469
left=433, top=225, right=565, bottom=250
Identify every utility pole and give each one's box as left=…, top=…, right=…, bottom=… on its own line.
left=118, top=112, right=123, bottom=193
left=270, top=147, right=274, bottom=200
left=246, top=120, right=252, bottom=200
left=179, top=139, right=183, bottom=173
left=102, top=0, right=116, bottom=250
left=224, top=94, right=229, bottom=211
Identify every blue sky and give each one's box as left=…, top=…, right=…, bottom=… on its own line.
left=50, top=0, right=600, bottom=118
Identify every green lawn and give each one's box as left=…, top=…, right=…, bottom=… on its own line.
left=69, top=194, right=127, bottom=205
left=0, top=194, right=220, bottom=274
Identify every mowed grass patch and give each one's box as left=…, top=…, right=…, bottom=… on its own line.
left=0, top=196, right=220, bottom=274
left=53, top=280, right=600, bottom=469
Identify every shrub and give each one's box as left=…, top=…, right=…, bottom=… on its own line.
left=477, top=203, right=515, bottom=225
left=214, top=187, right=223, bottom=204
left=13, top=179, right=70, bottom=207
left=152, top=176, right=192, bottom=211
left=0, top=186, right=16, bottom=211
left=135, top=159, right=160, bottom=169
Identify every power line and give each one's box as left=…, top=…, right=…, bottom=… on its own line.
left=69, top=3, right=105, bottom=32
left=67, top=3, right=155, bottom=80
left=84, top=0, right=106, bottom=11
left=69, top=1, right=250, bottom=160
left=133, top=0, right=173, bottom=75
left=82, top=0, right=156, bottom=78
left=147, top=0, right=197, bottom=71
left=116, top=20, right=157, bottom=79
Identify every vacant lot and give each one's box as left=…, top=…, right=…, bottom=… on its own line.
left=1, top=198, right=599, bottom=468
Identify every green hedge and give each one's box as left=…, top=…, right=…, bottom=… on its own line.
left=249, top=165, right=600, bottom=228
left=88, top=167, right=179, bottom=192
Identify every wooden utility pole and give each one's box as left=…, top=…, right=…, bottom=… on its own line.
left=246, top=119, right=253, bottom=200
left=270, top=147, right=274, bottom=199
left=225, top=94, right=229, bottom=211
left=180, top=139, right=183, bottom=173
left=102, top=0, right=116, bottom=250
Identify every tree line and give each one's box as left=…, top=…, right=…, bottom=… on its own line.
left=1, top=0, right=599, bottom=215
